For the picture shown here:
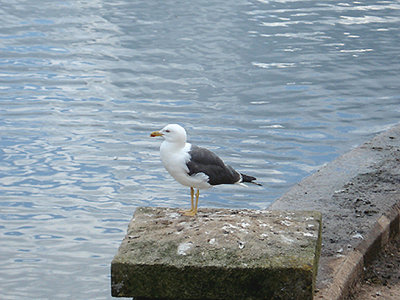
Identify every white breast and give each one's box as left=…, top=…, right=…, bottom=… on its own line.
left=159, top=142, right=211, bottom=189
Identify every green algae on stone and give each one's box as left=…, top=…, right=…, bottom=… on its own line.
left=111, top=207, right=322, bottom=299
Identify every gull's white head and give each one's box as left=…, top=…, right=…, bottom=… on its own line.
left=150, top=124, right=187, bottom=144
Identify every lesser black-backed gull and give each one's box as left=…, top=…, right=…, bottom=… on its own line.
left=150, top=124, right=261, bottom=216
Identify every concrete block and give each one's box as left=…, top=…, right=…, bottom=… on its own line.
left=111, top=207, right=322, bottom=300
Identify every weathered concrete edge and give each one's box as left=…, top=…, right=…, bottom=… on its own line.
left=317, top=202, right=400, bottom=300
left=269, top=123, right=400, bottom=300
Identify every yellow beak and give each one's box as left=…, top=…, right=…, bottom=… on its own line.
left=150, top=131, right=163, bottom=137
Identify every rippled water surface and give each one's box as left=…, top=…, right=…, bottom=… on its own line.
left=1, top=0, right=400, bottom=298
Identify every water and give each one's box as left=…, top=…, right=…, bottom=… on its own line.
left=1, top=0, right=399, bottom=298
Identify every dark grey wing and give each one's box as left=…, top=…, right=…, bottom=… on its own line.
left=186, top=145, right=241, bottom=185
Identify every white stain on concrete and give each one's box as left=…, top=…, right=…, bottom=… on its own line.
left=281, top=235, right=295, bottom=244
left=302, top=232, right=314, bottom=237
left=280, top=220, right=292, bottom=227
left=177, top=242, right=193, bottom=255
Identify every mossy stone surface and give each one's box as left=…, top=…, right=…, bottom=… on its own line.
left=111, top=207, right=322, bottom=299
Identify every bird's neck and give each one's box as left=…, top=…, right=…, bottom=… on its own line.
left=160, top=140, right=186, bottom=153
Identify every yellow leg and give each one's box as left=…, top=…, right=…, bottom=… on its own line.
left=179, top=187, right=195, bottom=215
left=180, top=188, right=199, bottom=217
left=190, top=187, right=195, bottom=211
left=193, top=189, right=199, bottom=214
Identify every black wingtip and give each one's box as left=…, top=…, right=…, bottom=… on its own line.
left=240, top=173, right=262, bottom=186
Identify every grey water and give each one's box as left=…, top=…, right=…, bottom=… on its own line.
left=0, top=0, right=399, bottom=298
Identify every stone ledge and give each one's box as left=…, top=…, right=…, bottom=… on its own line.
left=269, top=123, right=400, bottom=299
left=111, top=207, right=322, bottom=300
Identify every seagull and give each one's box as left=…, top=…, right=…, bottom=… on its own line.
left=150, top=124, right=261, bottom=216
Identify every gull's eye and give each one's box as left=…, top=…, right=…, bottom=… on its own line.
left=165, top=130, right=170, bottom=133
